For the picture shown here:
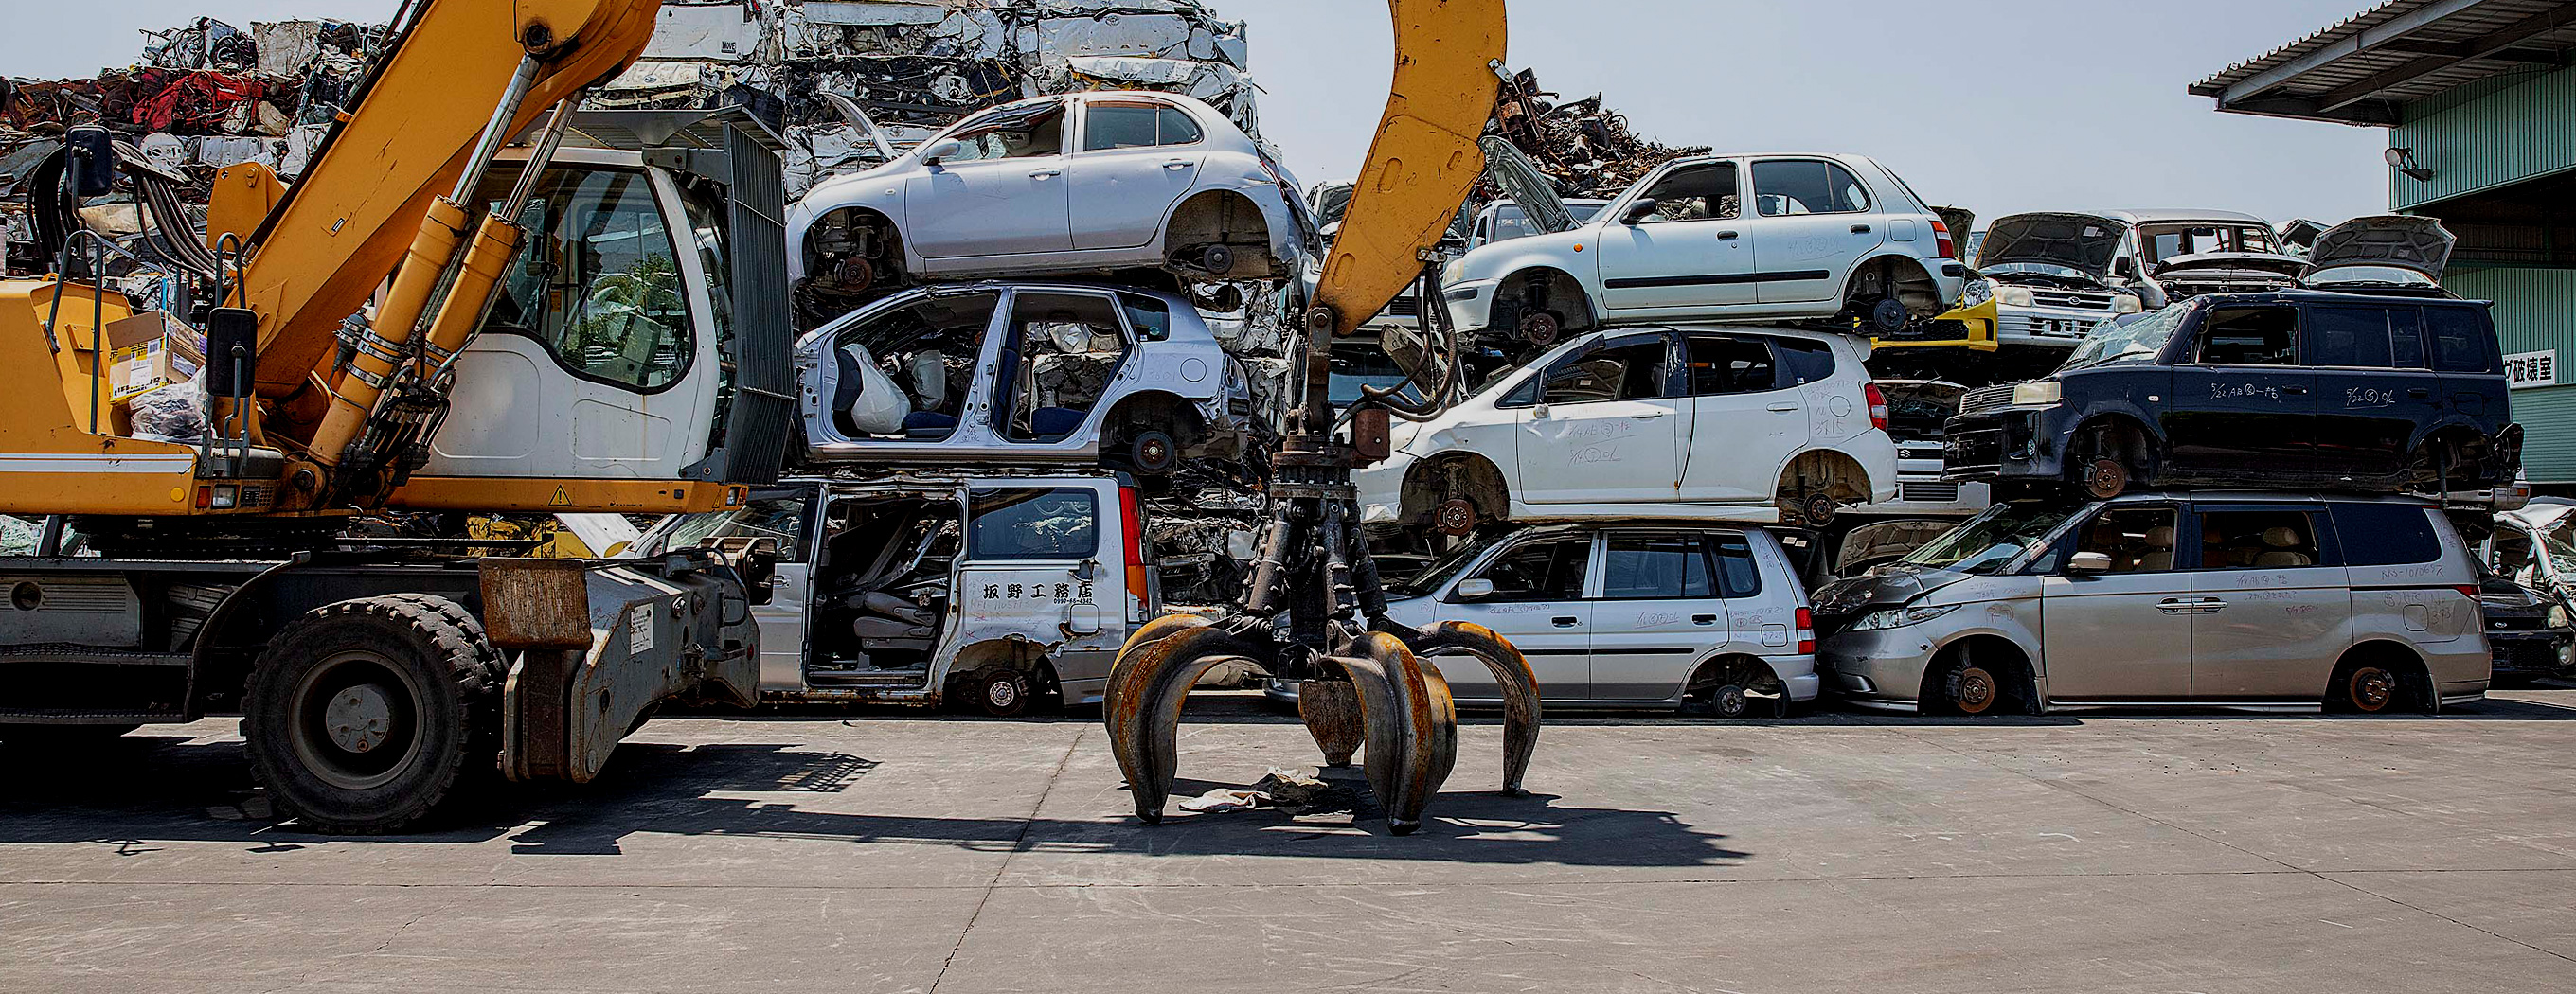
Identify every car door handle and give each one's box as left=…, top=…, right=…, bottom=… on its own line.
left=1028, top=169, right=1061, bottom=179
left=2281, top=386, right=2308, bottom=396
left=2408, top=388, right=2431, bottom=398
left=1692, top=613, right=1719, bottom=626
left=2198, top=598, right=2227, bottom=612
left=1766, top=401, right=1799, bottom=412
left=2156, top=597, right=2194, bottom=614
left=1850, top=223, right=1872, bottom=234
left=1715, top=230, right=1740, bottom=240
left=1634, top=410, right=1667, bottom=419
left=1162, top=160, right=1194, bottom=170
left=1551, top=616, right=1582, bottom=628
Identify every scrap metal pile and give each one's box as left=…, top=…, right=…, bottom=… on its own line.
left=594, top=0, right=1260, bottom=196
left=1484, top=66, right=1709, bottom=200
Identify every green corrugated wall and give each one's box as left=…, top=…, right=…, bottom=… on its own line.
left=2448, top=266, right=2576, bottom=482
left=2392, top=63, right=2576, bottom=211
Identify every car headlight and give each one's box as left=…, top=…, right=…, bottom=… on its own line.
left=1994, top=285, right=2036, bottom=308
left=2108, top=291, right=2143, bottom=314
left=2012, top=381, right=2062, bottom=407
left=1844, top=603, right=1961, bottom=631
left=1963, top=278, right=1995, bottom=305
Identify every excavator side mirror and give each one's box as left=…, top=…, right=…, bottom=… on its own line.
left=203, top=307, right=258, bottom=399
left=65, top=126, right=116, bottom=197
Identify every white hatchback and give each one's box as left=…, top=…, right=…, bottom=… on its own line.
left=1355, top=325, right=1899, bottom=536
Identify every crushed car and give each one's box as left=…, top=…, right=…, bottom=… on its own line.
left=2484, top=501, right=2576, bottom=682
left=796, top=283, right=1258, bottom=477
left=1941, top=290, right=2523, bottom=502
left=787, top=90, right=1307, bottom=327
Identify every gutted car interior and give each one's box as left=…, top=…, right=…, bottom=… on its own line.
left=998, top=292, right=1131, bottom=443
left=808, top=493, right=966, bottom=685
left=832, top=292, right=999, bottom=441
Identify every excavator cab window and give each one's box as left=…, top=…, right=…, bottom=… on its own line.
left=476, top=166, right=694, bottom=392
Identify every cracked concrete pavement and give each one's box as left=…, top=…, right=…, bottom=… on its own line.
left=6, top=688, right=2575, bottom=993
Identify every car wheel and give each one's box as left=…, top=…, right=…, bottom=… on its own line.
left=1863, top=296, right=1910, bottom=335
left=1943, top=659, right=2002, bottom=716
left=2081, top=457, right=2130, bottom=500
left=1800, top=492, right=1839, bottom=528
left=1432, top=498, right=1479, bottom=537
left=2331, top=663, right=2400, bottom=714
left=1197, top=243, right=1234, bottom=275
left=1128, top=429, right=1180, bottom=475
left=1517, top=309, right=1563, bottom=346
left=962, top=668, right=1031, bottom=719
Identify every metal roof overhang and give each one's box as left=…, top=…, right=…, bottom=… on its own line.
left=2191, top=0, right=2576, bottom=125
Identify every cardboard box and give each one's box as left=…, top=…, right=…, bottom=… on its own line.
left=102, top=311, right=206, bottom=402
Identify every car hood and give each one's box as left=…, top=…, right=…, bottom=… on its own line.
left=1812, top=565, right=1975, bottom=628
left=2307, top=215, right=2454, bottom=279
left=1978, top=213, right=2125, bottom=276
left=1479, top=135, right=1578, bottom=237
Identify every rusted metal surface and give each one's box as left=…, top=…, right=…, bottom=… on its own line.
left=1297, top=678, right=1363, bottom=767
left=477, top=558, right=591, bottom=648
left=1389, top=620, right=1539, bottom=796
left=1103, top=622, right=1261, bottom=824
left=1334, top=632, right=1457, bottom=835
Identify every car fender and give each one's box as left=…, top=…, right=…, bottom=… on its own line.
left=1844, top=248, right=1941, bottom=291
left=2403, top=413, right=2505, bottom=455
left=2065, top=399, right=2170, bottom=452
left=1154, top=156, right=1304, bottom=260
left=1455, top=230, right=1600, bottom=296
left=787, top=175, right=913, bottom=282
left=1925, top=612, right=2046, bottom=677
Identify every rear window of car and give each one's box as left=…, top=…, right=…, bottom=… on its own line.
left=968, top=488, right=1098, bottom=559
left=1083, top=103, right=1202, bottom=151
left=1601, top=534, right=1715, bottom=599
left=2329, top=504, right=2440, bottom=566
left=2426, top=306, right=2500, bottom=374
left=1710, top=533, right=1762, bottom=597
left=1118, top=293, right=1171, bottom=342
left=1774, top=338, right=1834, bottom=385
left=2304, top=306, right=2394, bottom=368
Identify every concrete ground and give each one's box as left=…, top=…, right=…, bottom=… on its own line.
left=6, top=688, right=2576, bottom=994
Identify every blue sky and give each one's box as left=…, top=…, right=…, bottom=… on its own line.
left=6, top=0, right=2397, bottom=227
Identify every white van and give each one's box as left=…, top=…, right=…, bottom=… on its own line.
left=640, top=471, right=1154, bottom=715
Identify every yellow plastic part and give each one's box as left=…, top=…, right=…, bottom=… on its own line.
left=1311, top=0, right=1507, bottom=338
left=1873, top=298, right=2000, bottom=352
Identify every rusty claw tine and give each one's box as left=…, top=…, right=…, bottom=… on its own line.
left=1297, top=678, right=1364, bottom=767
left=1397, top=621, right=1540, bottom=796
left=1105, top=624, right=1256, bottom=824
left=1338, top=632, right=1458, bottom=835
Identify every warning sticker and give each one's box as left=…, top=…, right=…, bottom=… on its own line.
left=628, top=608, right=653, bottom=653
left=550, top=485, right=573, bottom=506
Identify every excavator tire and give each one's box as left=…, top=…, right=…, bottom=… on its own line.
left=242, top=595, right=499, bottom=834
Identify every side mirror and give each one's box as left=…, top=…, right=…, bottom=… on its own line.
left=2109, top=256, right=2138, bottom=278
left=921, top=140, right=966, bottom=167
left=1454, top=577, right=1496, bottom=600
left=1620, top=198, right=1661, bottom=225
left=2067, top=551, right=2113, bottom=574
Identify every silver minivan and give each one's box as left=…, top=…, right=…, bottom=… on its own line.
left=1815, top=492, right=2490, bottom=715
left=1275, top=522, right=1819, bottom=717
left=641, top=471, right=1152, bottom=716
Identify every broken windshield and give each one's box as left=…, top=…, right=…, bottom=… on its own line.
left=1897, top=503, right=2075, bottom=576
left=2060, top=306, right=2190, bottom=371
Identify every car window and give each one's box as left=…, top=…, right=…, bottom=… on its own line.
left=2194, top=307, right=2297, bottom=366
left=651, top=495, right=811, bottom=560
left=1684, top=334, right=1777, bottom=396
left=2331, top=504, right=2438, bottom=566
left=1710, top=532, right=1762, bottom=597
left=2142, top=223, right=2277, bottom=261
left=941, top=102, right=1065, bottom=162
left=2389, top=308, right=2425, bottom=368
left=1775, top=338, right=1835, bottom=385
left=1751, top=159, right=1869, bottom=217
left=1601, top=534, right=1715, bottom=600
left=477, top=166, right=691, bottom=392
left=2305, top=306, right=2393, bottom=368
left=1118, top=293, right=1171, bottom=342
left=1540, top=337, right=1668, bottom=404
left=1082, top=102, right=1201, bottom=151
left=968, top=488, right=1098, bottom=559
left=1635, top=163, right=1740, bottom=223
left=2073, top=506, right=2180, bottom=574
left=2426, top=306, right=2499, bottom=373
left=2494, top=526, right=2536, bottom=578
left=2199, top=508, right=2325, bottom=570
left=1470, top=536, right=1590, bottom=602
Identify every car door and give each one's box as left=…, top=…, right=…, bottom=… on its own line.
left=1513, top=333, right=1685, bottom=504
left=642, top=488, right=816, bottom=693
left=2161, top=303, right=2316, bottom=475
left=903, top=99, right=1074, bottom=258
left=1595, top=161, right=1757, bottom=313
left=1066, top=98, right=1206, bottom=251
left=2186, top=503, right=2351, bottom=701
left=1746, top=157, right=1886, bottom=306
left=1440, top=533, right=1596, bottom=701
left=1674, top=332, right=1802, bottom=503
left=2303, top=303, right=2435, bottom=481
left=957, top=484, right=1122, bottom=666
left=1588, top=530, right=1726, bottom=701
left=2039, top=502, right=2194, bottom=701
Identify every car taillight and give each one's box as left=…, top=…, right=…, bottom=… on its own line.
left=1121, top=485, right=1151, bottom=621
left=1931, top=219, right=1955, bottom=260
left=1864, top=382, right=1889, bottom=433
left=2455, top=584, right=2482, bottom=601
left=1796, top=607, right=1816, bottom=654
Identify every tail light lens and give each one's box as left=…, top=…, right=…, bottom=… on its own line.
left=1795, top=607, right=1816, bottom=654
left=1864, top=382, right=1889, bottom=433
left=2454, top=584, right=2482, bottom=601
left=1931, top=219, right=1956, bottom=260
left=1121, top=484, right=1152, bottom=621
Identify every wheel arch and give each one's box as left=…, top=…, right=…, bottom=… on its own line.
left=1842, top=252, right=1942, bottom=314
left=1161, top=187, right=1284, bottom=278
left=1922, top=632, right=2039, bottom=711
left=2330, top=637, right=2436, bottom=710
left=1401, top=450, right=1512, bottom=525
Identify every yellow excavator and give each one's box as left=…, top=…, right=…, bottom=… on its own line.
left=0, top=0, right=792, bottom=831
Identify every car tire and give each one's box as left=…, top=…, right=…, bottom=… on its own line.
left=242, top=595, right=497, bottom=834
left=961, top=668, right=1031, bottom=719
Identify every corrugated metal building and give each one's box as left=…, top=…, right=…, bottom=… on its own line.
left=2193, top=0, right=2576, bottom=483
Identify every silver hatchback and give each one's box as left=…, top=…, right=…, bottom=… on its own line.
left=1814, top=492, right=2490, bottom=715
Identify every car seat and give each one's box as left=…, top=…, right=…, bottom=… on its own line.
left=2136, top=525, right=2176, bottom=572
left=993, top=344, right=1084, bottom=442
left=2253, top=526, right=2313, bottom=568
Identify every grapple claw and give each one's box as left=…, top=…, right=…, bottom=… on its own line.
left=1297, top=678, right=1364, bottom=767
left=1103, top=622, right=1260, bottom=824
left=1333, top=631, right=1458, bottom=833
left=1388, top=621, right=1540, bottom=795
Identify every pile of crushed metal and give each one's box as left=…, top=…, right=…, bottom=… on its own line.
left=1485, top=66, right=1709, bottom=200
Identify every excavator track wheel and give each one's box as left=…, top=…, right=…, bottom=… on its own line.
left=1517, top=310, right=1562, bottom=347
left=1433, top=498, right=1478, bottom=537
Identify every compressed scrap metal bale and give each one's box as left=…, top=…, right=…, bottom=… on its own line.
left=1483, top=66, right=1709, bottom=201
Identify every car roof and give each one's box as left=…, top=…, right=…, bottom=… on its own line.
left=2180, top=288, right=2489, bottom=308
left=2099, top=489, right=2435, bottom=506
